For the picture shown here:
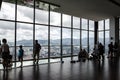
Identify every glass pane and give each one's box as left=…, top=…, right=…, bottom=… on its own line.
left=105, top=31, right=109, bottom=53
left=89, top=32, right=94, bottom=52
left=81, top=31, right=87, bottom=51
left=17, top=0, right=33, bottom=22
left=35, top=25, right=48, bottom=58
left=81, top=18, right=88, bottom=30
left=0, top=21, right=15, bottom=46
left=63, top=14, right=71, bottom=27
left=73, top=30, right=80, bottom=55
left=105, top=19, right=110, bottom=30
left=98, top=20, right=104, bottom=30
left=62, top=28, right=71, bottom=56
left=73, top=17, right=80, bottom=29
left=50, top=11, right=61, bottom=26
left=17, top=23, right=33, bottom=60
left=0, top=2, right=15, bottom=20
left=35, top=2, right=48, bottom=24
left=89, top=20, right=94, bottom=31
left=50, top=27, right=60, bottom=62
left=98, top=32, right=104, bottom=44
left=0, top=21, right=15, bottom=60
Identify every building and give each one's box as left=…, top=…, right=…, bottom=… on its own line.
left=0, top=0, right=120, bottom=80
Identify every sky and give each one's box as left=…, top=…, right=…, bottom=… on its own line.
left=0, top=2, right=106, bottom=43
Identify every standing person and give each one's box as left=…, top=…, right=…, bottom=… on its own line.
left=108, top=42, right=114, bottom=58
left=33, top=40, right=41, bottom=64
left=98, top=43, right=104, bottom=60
left=78, top=48, right=83, bottom=61
left=0, top=38, right=10, bottom=69
left=113, top=42, right=118, bottom=57
left=18, top=45, right=24, bottom=67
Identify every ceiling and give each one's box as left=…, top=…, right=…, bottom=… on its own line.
left=42, top=0, right=120, bottom=21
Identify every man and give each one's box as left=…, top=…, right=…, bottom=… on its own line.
left=33, top=40, right=41, bottom=64
left=98, top=43, right=104, bottom=60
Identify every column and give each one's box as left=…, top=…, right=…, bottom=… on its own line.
left=94, top=21, right=98, bottom=45
left=110, top=17, right=119, bottom=43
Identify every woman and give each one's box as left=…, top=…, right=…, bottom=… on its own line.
left=1, top=38, right=10, bottom=69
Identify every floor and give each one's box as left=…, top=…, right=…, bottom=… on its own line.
left=0, top=57, right=120, bottom=80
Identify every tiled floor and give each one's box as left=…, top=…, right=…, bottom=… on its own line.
left=0, top=57, right=120, bottom=80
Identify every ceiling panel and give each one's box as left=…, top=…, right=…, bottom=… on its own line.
left=42, top=0, right=120, bottom=21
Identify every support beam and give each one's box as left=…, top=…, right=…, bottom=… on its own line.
left=110, top=17, right=119, bottom=43
left=94, top=21, right=98, bottom=45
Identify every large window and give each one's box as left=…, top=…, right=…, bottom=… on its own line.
left=17, top=2, right=33, bottom=23
left=89, top=32, right=94, bottom=52
left=0, top=21, right=15, bottom=59
left=0, top=0, right=106, bottom=69
left=35, top=1, right=48, bottom=24
left=105, top=19, right=110, bottom=53
left=35, top=25, right=48, bottom=58
left=89, top=20, right=94, bottom=52
left=81, top=19, right=88, bottom=30
left=98, top=20, right=104, bottom=31
left=0, top=2, right=15, bottom=20
left=73, top=17, right=80, bottom=29
left=50, top=27, right=61, bottom=58
left=73, top=30, right=80, bottom=55
left=50, top=11, right=61, bottom=26
left=98, top=19, right=110, bottom=54
left=98, top=32, right=104, bottom=44
left=81, top=31, right=87, bottom=51
left=62, top=28, right=71, bottom=56
left=17, top=23, right=33, bottom=60
left=63, top=14, right=71, bottom=27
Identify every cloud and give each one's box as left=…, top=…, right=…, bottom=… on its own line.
left=17, top=23, right=33, bottom=30
left=0, top=29, right=14, bottom=41
left=17, top=5, right=33, bottom=22
left=0, top=21, right=15, bottom=30
left=17, top=28, right=33, bottom=41
left=0, top=2, right=104, bottom=43
left=0, top=2, right=15, bottom=20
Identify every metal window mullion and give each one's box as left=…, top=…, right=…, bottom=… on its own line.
left=104, top=20, right=105, bottom=52
left=14, top=0, right=17, bottom=67
left=33, top=0, right=35, bottom=60
left=80, top=18, right=82, bottom=49
left=88, top=20, right=89, bottom=53
left=60, top=13, right=63, bottom=62
left=71, top=16, right=73, bottom=61
left=48, top=4, right=50, bottom=63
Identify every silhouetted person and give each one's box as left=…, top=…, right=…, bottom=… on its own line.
left=98, top=43, right=104, bottom=60
left=18, top=45, right=24, bottom=67
left=33, top=40, right=41, bottom=64
left=78, top=49, right=88, bottom=61
left=108, top=42, right=114, bottom=58
left=91, top=48, right=99, bottom=60
left=78, top=48, right=83, bottom=61
left=113, top=42, right=118, bottom=57
left=82, top=49, right=89, bottom=59
left=0, top=38, right=10, bottom=69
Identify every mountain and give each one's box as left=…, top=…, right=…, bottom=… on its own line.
left=9, top=38, right=109, bottom=47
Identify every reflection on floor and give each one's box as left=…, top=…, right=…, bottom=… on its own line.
left=0, top=57, right=120, bottom=80
left=0, top=58, right=60, bottom=69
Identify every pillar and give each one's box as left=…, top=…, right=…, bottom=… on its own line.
left=110, top=17, right=119, bottom=43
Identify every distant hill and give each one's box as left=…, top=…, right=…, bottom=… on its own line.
left=9, top=38, right=110, bottom=47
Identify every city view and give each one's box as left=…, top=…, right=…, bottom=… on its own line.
left=0, top=1, right=109, bottom=61
left=6, top=37, right=110, bottom=60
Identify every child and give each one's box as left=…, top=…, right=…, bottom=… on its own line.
left=18, top=45, right=24, bottom=67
